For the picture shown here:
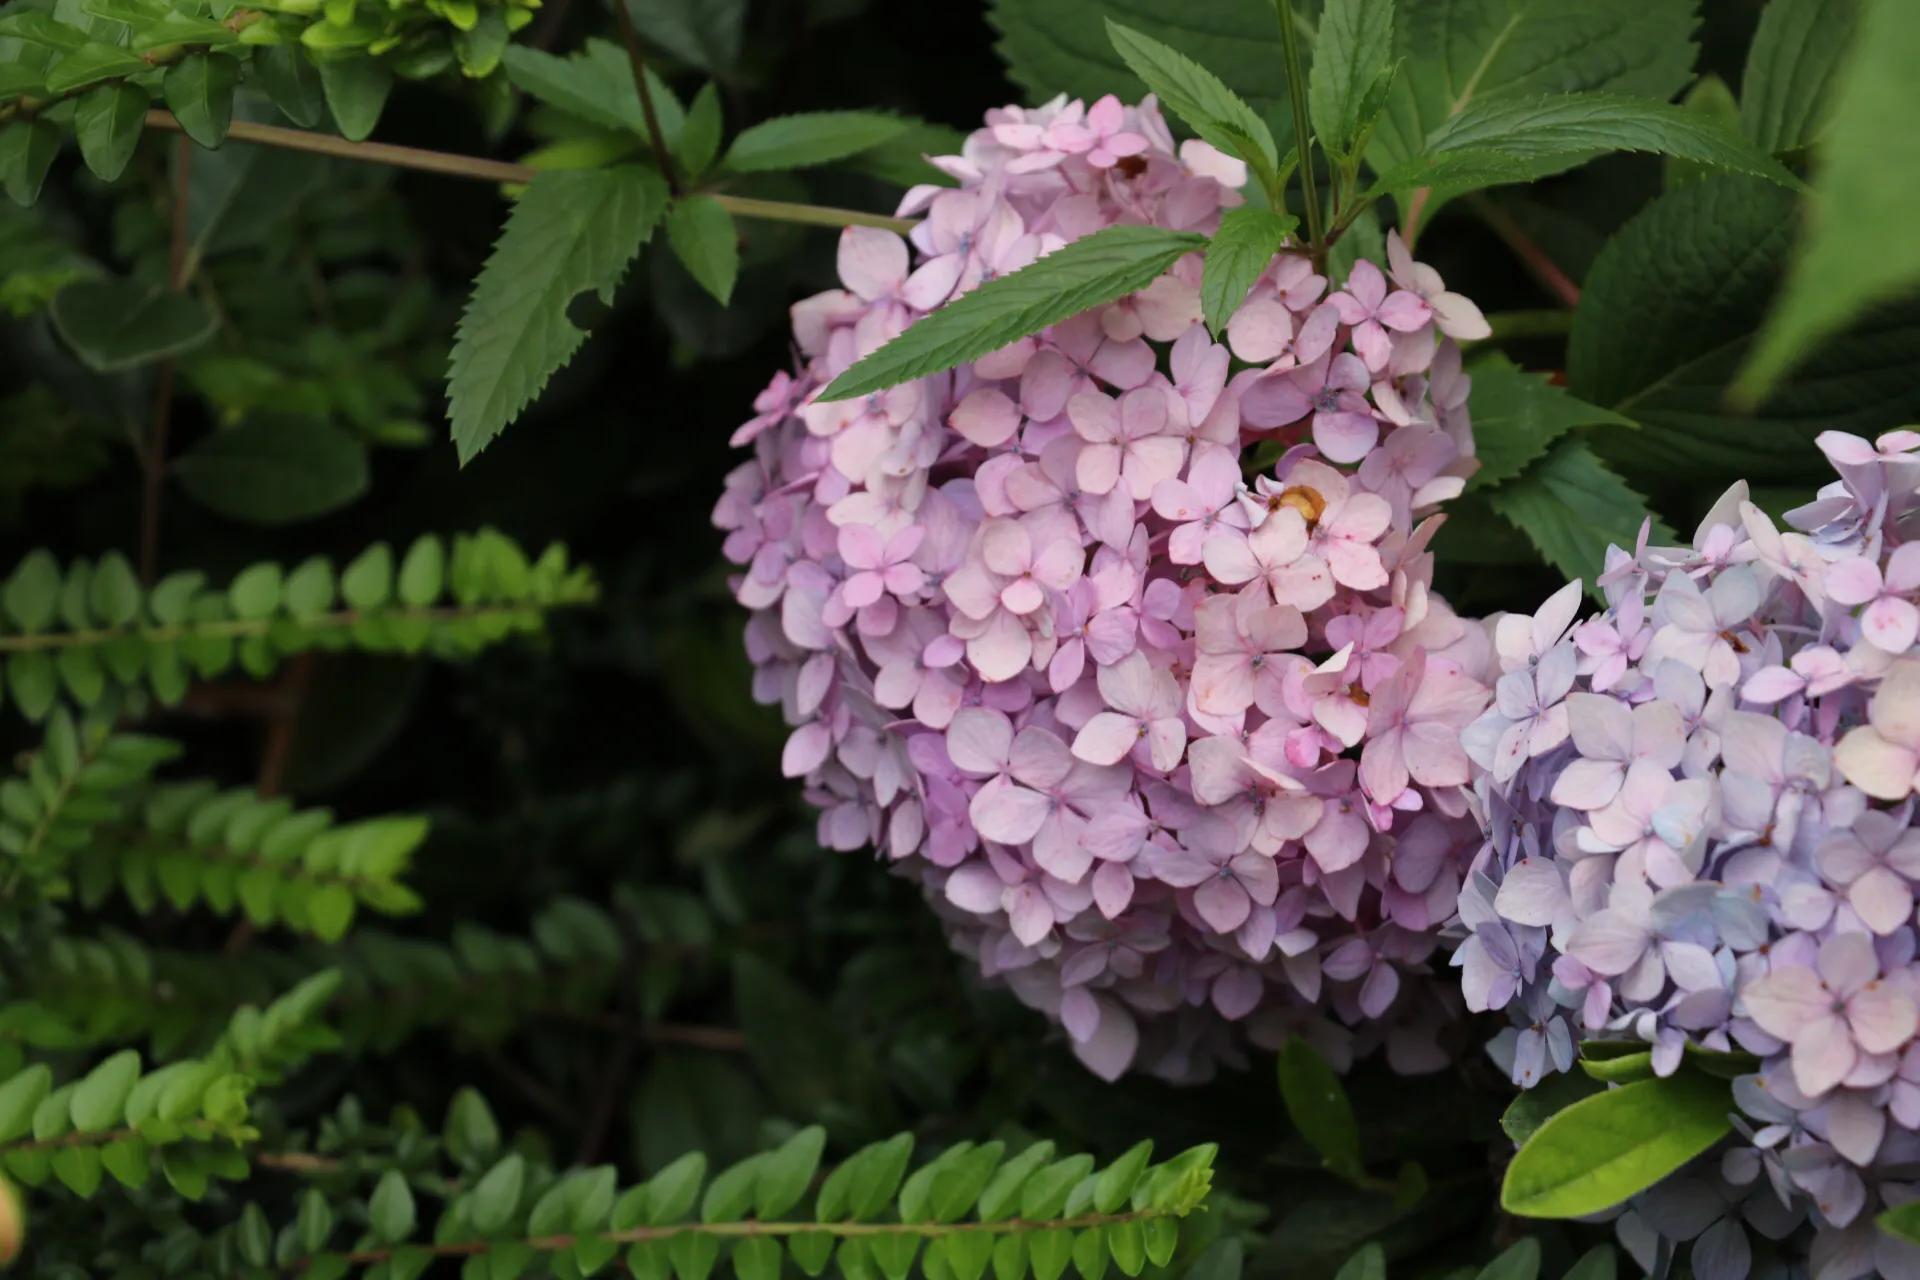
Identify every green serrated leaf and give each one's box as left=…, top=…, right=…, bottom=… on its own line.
left=501, top=41, right=644, bottom=133
left=1103, top=20, right=1279, bottom=196
left=822, top=225, right=1204, bottom=402
left=1200, top=206, right=1296, bottom=336
left=449, top=166, right=668, bottom=464
left=1373, top=91, right=1798, bottom=199
left=665, top=195, right=739, bottom=306
left=724, top=111, right=911, bottom=172
left=1308, top=0, right=1394, bottom=159
left=1740, top=0, right=1860, bottom=155
left=1465, top=354, right=1633, bottom=491
left=1486, top=441, right=1672, bottom=584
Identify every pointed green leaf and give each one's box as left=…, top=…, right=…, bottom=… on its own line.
left=449, top=166, right=668, bottom=463
left=1740, top=0, right=1861, bottom=155
left=1200, top=206, right=1297, bottom=336
left=0, top=121, right=60, bottom=207
left=724, top=112, right=910, bottom=172
left=1308, top=0, right=1394, bottom=159
left=74, top=82, right=147, bottom=182
left=50, top=279, right=216, bottom=372
left=175, top=420, right=370, bottom=525
left=665, top=195, right=739, bottom=306
left=1501, top=1072, right=1732, bottom=1218
left=162, top=54, right=240, bottom=148
left=317, top=56, right=392, bottom=142
left=822, top=225, right=1204, bottom=402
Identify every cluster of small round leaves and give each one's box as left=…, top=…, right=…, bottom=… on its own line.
left=0, top=531, right=596, bottom=721
left=716, top=93, right=1495, bottom=1081
left=279, top=1098, right=1219, bottom=1280
left=1456, top=431, right=1920, bottom=1277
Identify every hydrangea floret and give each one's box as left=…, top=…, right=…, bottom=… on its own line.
left=716, top=91, right=1496, bottom=1082
left=1458, top=430, right=1920, bottom=1279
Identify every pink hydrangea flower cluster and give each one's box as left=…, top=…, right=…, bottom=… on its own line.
left=1458, top=431, right=1920, bottom=1279
left=714, top=92, right=1497, bottom=1083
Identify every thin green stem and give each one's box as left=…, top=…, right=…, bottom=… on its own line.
left=1273, top=0, right=1324, bottom=259
left=306, top=1207, right=1185, bottom=1269
left=140, top=112, right=914, bottom=232
left=1476, top=309, right=1575, bottom=344
left=0, top=600, right=585, bottom=654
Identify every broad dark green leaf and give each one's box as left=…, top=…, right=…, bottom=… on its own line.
left=1501, top=1072, right=1732, bottom=1218
left=51, top=278, right=216, bottom=372
left=1104, top=20, right=1281, bottom=194
left=1331, top=1245, right=1384, bottom=1280
left=1740, top=0, right=1860, bottom=155
left=1309, top=0, right=1394, bottom=159
left=625, top=0, right=743, bottom=73
left=316, top=56, right=393, bottom=143
left=73, top=82, right=146, bottom=182
left=162, top=54, right=240, bottom=148
left=1465, top=354, right=1633, bottom=490
left=174, top=421, right=371, bottom=525
left=1373, top=92, right=1798, bottom=197
left=1476, top=1240, right=1540, bottom=1280
left=1737, top=0, right=1919, bottom=397
left=724, top=111, right=912, bottom=172
left=43, top=42, right=149, bottom=95
left=1277, top=1038, right=1364, bottom=1181
left=448, top=166, right=669, bottom=463
left=1562, top=1246, right=1617, bottom=1280
left=1485, top=441, right=1671, bottom=584
left=1201, top=206, right=1298, bottom=336
left=255, top=45, right=325, bottom=126
left=665, top=195, right=739, bottom=305
left=991, top=0, right=1293, bottom=133
left=1499, top=1071, right=1602, bottom=1146
left=731, top=954, right=845, bottom=1120
left=821, top=225, right=1206, bottom=402
left=0, top=120, right=59, bottom=207
left=1369, top=0, right=1700, bottom=181
left=1571, top=176, right=1920, bottom=484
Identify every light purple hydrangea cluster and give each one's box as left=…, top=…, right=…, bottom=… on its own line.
left=1458, top=431, right=1920, bottom=1279
left=714, top=92, right=1500, bottom=1082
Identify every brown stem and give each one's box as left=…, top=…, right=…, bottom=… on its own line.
left=139, top=135, right=192, bottom=585
left=1466, top=193, right=1581, bottom=309
left=140, top=112, right=913, bottom=231
left=608, top=0, right=677, bottom=193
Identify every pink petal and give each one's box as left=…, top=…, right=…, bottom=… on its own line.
left=1495, top=858, right=1568, bottom=927
left=1790, top=1017, right=1856, bottom=1096
left=1565, top=909, right=1649, bottom=977
left=837, top=227, right=907, bottom=300
left=1073, top=711, right=1143, bottom=766
left=1847, top=983, right=1919, bottom=1054
left=1194, top=875, right=1252, bottom=932
left=969, top=777, right=1051, bottom=844
left=949, top=388, right=1022, bottom=447
left=1742, top=965, right=1832, bottom=1040
left=945, top=707, right=1012, bottom=774
left=1312, top=410, right=1380, bottom=464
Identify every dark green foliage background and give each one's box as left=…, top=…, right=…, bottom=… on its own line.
left=1, top=0, right=1899, bottom=1274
